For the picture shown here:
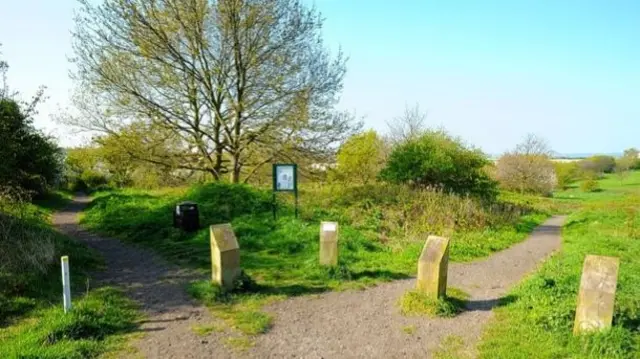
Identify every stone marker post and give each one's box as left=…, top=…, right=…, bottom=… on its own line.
left=210, top=224, right=241, bottom=291
left=319, top=222, right=339, bottom=266
left=573, top=255, right=620, bottom=334
left=416, top=235, right=450, bottom=299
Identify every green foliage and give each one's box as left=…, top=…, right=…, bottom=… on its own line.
left=379, top=130, right=497, bottom=199
left=331, top=130, right=387, bottom=184
left=0, top=287, right=138, bottom=359
left=579, top=155, right=616, bottom=175
left=623, top=148, right=640, bottom=169
left=615, top=152, right=640, bottom=182
left=554, top=162, right=580, bottom=190
left=0, top=99, right=62, bottom=196
left=398, top=288, right=469, bottom=318
left=479, top=195, right=640, bottom=358
left=64, top=147, right=107, bottom=192
left=580, top=177, right=600, bottom=193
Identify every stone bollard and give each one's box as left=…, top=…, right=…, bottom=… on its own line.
left=319, top=222, right=339, bottom=266
left=573, top=255, right=619, bottom=334
left=416, top=235, right=450, bottom=299
left=210, top=224, right=241, bottom=291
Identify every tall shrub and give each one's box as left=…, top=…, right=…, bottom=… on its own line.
left=0, top=99, right=61, bottom=196
left=331, top=130, right=387, bottom=184
left=379, top=130, right=496, bottom=199
left=495, top=134, right=557, bottom=196
left=579, top=155, right=616, bottom=175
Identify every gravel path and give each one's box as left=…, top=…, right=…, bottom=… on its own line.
left=250, top=215, right=566, bottom=359
left=53, top=195, right=235, bottom=359
left=53, top=195, right=565, bottom=359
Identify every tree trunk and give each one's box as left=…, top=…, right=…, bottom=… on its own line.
left=230, top=154, right=241, bottom=183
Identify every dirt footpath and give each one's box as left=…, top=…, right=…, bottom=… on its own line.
left=53, top=195, right=236, bottom=359
left=54, top=195, right=565, bottom=359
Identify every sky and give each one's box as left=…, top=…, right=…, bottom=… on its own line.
left=0, top=0, right=638, bottom=155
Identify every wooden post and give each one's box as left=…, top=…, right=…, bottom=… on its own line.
left=61, top=256, right=72, bottom=313
left=573, top=255, right=619, bottom=334
left=210, top=224, right=241, bottom=291
left=416, top=236, right=450, bottom=299
left=319, top=222, right=339, bottom=266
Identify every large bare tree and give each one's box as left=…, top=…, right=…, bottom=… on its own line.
left=68, top=0, right=359, bottom=182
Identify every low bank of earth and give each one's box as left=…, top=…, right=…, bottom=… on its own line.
left=0, top=192, right=138, bottom=359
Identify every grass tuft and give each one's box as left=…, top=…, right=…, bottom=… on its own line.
left=402, top=325, right=417, bottom=335
left=224, top=336, right=255, bottom=351
left=399, top=288, right=469, bottom=318
left=187, top=280, right=277, bottom=336
left=191, top=324, right=224, bottom=336
left=434, top=335, right=473, bottom=359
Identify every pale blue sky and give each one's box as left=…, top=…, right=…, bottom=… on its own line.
left=1, top=0, right=638, bottom=154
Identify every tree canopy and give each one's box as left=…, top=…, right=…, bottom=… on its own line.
left=332, top=130, right=387, bottom=185
left=66, top=0, right=360, bottom=183
left=0, top=49, right=60, bottom=196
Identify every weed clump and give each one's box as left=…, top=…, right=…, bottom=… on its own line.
left=399, top=288, right=469, bottom=318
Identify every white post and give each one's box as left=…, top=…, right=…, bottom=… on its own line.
left=61, top=256, right=72, bottom=313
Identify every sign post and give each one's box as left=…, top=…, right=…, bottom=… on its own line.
left=272, top=163, right=298, bottom=219
left=61, top=256, right=72, bottom=313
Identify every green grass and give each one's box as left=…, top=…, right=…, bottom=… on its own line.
left=224, top=336, right=255, bottom=351
left=398, top=288, right=470, bottom=318
left=0, top=287, right=139, bottom=359
left=1, top=193, right=101, bottom=323
left=402, top=325, right=417, bottom=335
left=187, top=280, right=279, bottom=336
left=0, top=192, right=140, bottom=358
left=478, top=173, right=640, bottom=358
left=191, top=323, right=224, bottom=336
left=80, top=182, right=555, bottom=336
left=435, top=335, right=473, bottom=359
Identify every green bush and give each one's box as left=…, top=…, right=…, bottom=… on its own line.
left=331, top=130, right=387, bottom=185
left=0, top=99, right=62, bottom=196
left=379, top=130, right=497, bottom=199
left=579, top=155, right=616, bottom=175
left=553, top=162, right=580, bottom=190
left=580, top=177, right=600, bottom=192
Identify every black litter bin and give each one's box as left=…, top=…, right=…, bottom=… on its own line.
left=173, top=201, right=200, bottom=232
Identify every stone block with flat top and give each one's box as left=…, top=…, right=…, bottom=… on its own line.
left=416, top=235, right=450, bottom=299
left=573, top=255, right=619, bottom=334
left=210, top=224, right=241, bottom=291
left=319, top=222, right=339, bottom=266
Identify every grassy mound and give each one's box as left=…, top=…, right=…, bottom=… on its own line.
left=399, top=288, right=469, bottom=318
left=80, top=182, right=553, bottom=340
left=82, top=182, right=552, bottom=291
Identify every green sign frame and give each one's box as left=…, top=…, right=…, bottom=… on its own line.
left=272, top=163, right=298, bottom=192
left=272, top=163, right=298, bottom=218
